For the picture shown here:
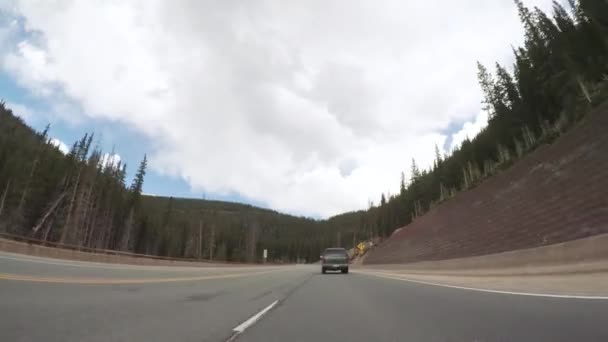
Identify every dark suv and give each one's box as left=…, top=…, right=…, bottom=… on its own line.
left=321, top=247, right=349, bottom=274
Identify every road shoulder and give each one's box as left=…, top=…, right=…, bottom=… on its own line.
left=354, top=264, right=608, bottom=298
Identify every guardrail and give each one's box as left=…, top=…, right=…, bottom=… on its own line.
left=0, top=232, right=243, bottom=264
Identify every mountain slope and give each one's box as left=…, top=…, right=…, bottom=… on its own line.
left=365, top=101, right=608, bottom=264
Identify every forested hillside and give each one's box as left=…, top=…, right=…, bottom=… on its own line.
left=0, top=110, right=369, bottom=262
left=0, top=108, right=149, bottom=253
left=136, top=197, right=369, bottom=262
left=1, top=0, right=606, bottom=263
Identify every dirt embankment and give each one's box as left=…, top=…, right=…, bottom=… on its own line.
left=365, top=103, right=608, bottom=265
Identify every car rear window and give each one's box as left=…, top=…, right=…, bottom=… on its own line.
left=324, top=249, right=347, bottom=256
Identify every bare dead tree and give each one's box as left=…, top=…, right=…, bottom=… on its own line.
left=32, top=192, right=67, bottom=234
left=0, top=179, right=11, bottom=217
left=246, top=220, right=259, bottom=262
left=16, top=129, right=47, bottom=213
left=208, top=223, right=216, bottom=261
left=120, top=208, right=135, bottom=251
left=102, top=208, right=115, bottom=249
left=17, top=160, right=37, bottom=213
left=84, top=195, right=99, bottom=248
left=42, top=217, right=55, bottom=241
left=198, top=218, right=203, bottom=259
left=77, top=178, right=96, bottom=245
left=60, top=169, right=82, bottom=243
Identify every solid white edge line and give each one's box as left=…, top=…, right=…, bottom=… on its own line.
left=233, top=300, right=280, bottom=333
left=356, top=271, right=608, bottom=300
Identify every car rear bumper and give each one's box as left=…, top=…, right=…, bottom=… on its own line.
left=322, top=264, right=348, bottom=270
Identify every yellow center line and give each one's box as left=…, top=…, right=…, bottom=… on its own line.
left=0, top=269, right=283, bottom=284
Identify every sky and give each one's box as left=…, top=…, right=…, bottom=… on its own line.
left=0, top=0, right=555, bottom=218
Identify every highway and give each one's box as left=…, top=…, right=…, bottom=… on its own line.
left=2, top=252, right=608, bottom=342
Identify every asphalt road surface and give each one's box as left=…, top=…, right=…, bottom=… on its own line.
left=2, top=251, right=608, bottom=342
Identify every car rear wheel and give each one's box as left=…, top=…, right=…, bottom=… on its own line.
left=341, top=268, right=349, bottom=274
left=322, top=268, right=326, bottom=274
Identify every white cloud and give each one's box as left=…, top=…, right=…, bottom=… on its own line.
left=49, top=137, right=69, bottom=154
left=0, top=8, right=18, bottom=51
left=450, top=111, right=490, bottom=152
left=0, top=0, right=555, bottom=217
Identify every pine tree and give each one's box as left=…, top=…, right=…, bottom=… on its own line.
left=434, top=144, right=442, bottom=168
left=410, top=159, right=420, bottom=181
left=130, top=154, right=147, bottom=201
left=477, top=62, right=497, bottom=117
left=495, top=64, right=521, bottom=113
